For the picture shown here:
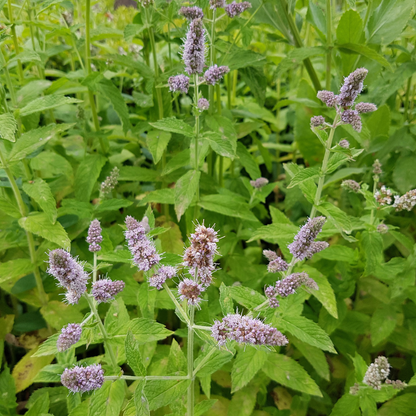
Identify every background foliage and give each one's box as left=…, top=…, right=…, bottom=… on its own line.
left=1, top=0, right=416, bottom=415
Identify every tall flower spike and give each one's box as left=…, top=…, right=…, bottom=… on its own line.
left=92, top=279, right=125, bottom=303
left=100, top=166, right=119, bottom=196
left=168, top=74, right=190, bottom=94
left=224, top=1, right=252, bottom=18
left=47, top=249, right=89, bottom=304
left=178, top=278, right=204, bottom=305
left=211, top=313, right=288, bottom=346
left=363, top=356, right=390, bottom=390
left=337, top=67, right=368, bottom=108
left=372, top=159, right=382, bottom=175
left=204, top=65, right=230, bottom=85
left=288, top=216, right=327, bottom=260
left=183, top=223, right=219, bottom=286
left=125, top=216, right=161, bottom=271
left=57, top=324, right=82, bottom=352
left=264, top=250, right=288, bottom=273
left=179, top=6, right=204, bottom=20
left=274, top=272, right=318, bottom=298
left=61, top=364, right=104, bottom=393
left=149, top=266, right=176, bottom=290
left=183, top=18, right=205, bottom=75
left=86, top=219, right=103, bottom=252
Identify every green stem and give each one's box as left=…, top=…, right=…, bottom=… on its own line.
left=192, top=346, right=216, bottom=377
left=27, top=4, right=45, bottom=79
left=279, top=0, right=322, bottom=92
left=86, top=294, right=118, bottom=371
left=310, top=114, right=340, bottom=218
left=0, top=50, right=17, bottom=106
left=187, top=305, right=195, bottom=416
left=194, top=74, right=200, bottom=220
left=370, top=175, right=379, bottom=225
left=7, top=0, right=24, bottom=83
left=325, top=0, right=332, bottom=90
left=163, top=283, right=190, bottom=325
left=93, top=252, right=98, bottom=283
left=404, top=76, right=412, bottom=121
left=192, top=325, right=212, bottom=331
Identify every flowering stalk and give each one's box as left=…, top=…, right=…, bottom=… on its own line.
left=187, top=267, right=197, bottom=416
left=194, top=74, right=200, bottom=220
left=325, top=0, right=332, bottom=90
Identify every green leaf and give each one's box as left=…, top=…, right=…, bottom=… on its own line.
left=0, top=189, right=20, bottom=218
left=0, top=258, right=33, bottom=285
left=277, top=314, right=336, bottom=353
left=147, top=130, right=171, bottom=164
left=236, top=142, right=261, bottom=180
left=89, top=380, right=126, bottom=416
left=329, top=394, right=360, bottom=416
left=167, top=339, right=187, bottom=375
left=378, top=393, right=416, bottom=416
left=216, top=39, right=266, bottom=70
left=19, top=212, right=70, bottom=248
left=262, top=354, right=322, bottom=397
left=122, top=318, right=173, bottom=343
left=94, top=199, right=133, bottom=213
left=8, top=123, right=74, bottom=162
left=240, top=66, right=267, bottom=107
left=19, top=95, right=82, bottom=116
left=195, top=348, right=234, bottom=378
left=361, top=231, right=383, bottom=276
left=359, top=394, right=377, bottom=416
left=141, top=189, right=175, bottom=205
left=0, top=366, right=17, bottom=412
left=275, top=47, right=325, bottom=78
left=202, top=131, right=236, bottom=159
left=0, top=113, right=17, bottom=142
left=317, top=202, right=352, bottom=234
left=26, top=391, right=49, bottom=416
left=106, top=54, right=154, bottom=80
left=91, top=26, right=123, bottom=41
left=7, top=49, right=43, bottom=67
left=125, top=331, right=146, bottom=376
left=145, top=379, right=190, bottom=411
left=288, top=167, right=320, bottom=188
left=23, top=178, right=57, bottom=224
left=32, top=334, right=59, bottom=357
left=174, top=170, right=200, bottom=221
left=194, top=400, right=217, bottom=416
left=134, top=380, right=150, bottom=416
left=393, top=155, right=416, bottom=194
left=336, top=10, right=363, bottom=44
left=74, top=154, right=107, bottom=202
left=338, top=43, right=392, bottom=69
left=370, top=305, right=397, bottom=346
left=231, top=347, right=268, bottom=392
left=162, top=149, right=190, bottom=176
left=149, top=117, right=194, bottom=137
left=97, top=78, right=131, bottom=133
left=228, top=386, right=257, bottom=416
left=40, top=301, right=83, bottom=330
left=118, top=166, right=158, bottom=182
left=219, top=283, right=234, bottom=315
left=228, top=286, right=266, bottom=310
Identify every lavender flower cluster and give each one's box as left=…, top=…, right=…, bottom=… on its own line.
left=168, top=74, right=190, bottom=94
left=225, top=1, right=252, bottom=18
left=250, top=177, right=269, bottom=189
left=374, top=185, right=393, bottom=206
left=197, top=98, right=210, bottom=111
left=210, top=0, right=225, bottom=9
left=100, top=166, right=119, bottom=196
left=86, top=219, right=102, bottom=252
left=211, top=313, right=288, bottom=346
left=179, top=6, right=204, bottom=20
left=393, top=189, right=416, bottom=211
left=341, top=179, right=361, bottom=193
left=183, top=18, right=205, bottom=75
left=92, top=279, right=125, bottom=303
left=125, top=216, right=160, bottom=271
left=263, top=250, right=288, bottom=273
left=57, top=323, right=82, bottom=352
left=48, top=249, right=89, bottom=304
left=61, top=364, right=104, bottom=393
left=149, top=266, right=176, bottom=290
left=363, top=356, right=390, bottom=390
left=178, top=278, right=203, bottom=305
left=204, top=65, right=230, bottom=85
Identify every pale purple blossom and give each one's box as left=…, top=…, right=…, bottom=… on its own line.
left=149, top=266, right=176, bottom=290
left=86, top=219, right=102, bottom=252
left=168, top=74, right=190, bottom=94
left=179, top=6, right=204, bottom=20
left=377, top=224, right=389, bottom=234
left=274, top=272, right=318, bottom=297
left=61, top=364, right=104, bottom=393
left=224, top=1, right=252, bottom=18
left=339, top=139, right=350, bottom=149
left=204, top=65, right=229, bottom=85
left=310, top=115, right=325, bottom=128
left=341, top=179, right=361, bottom=193
left=363, top=356, right=390, bottom=390
left=341, top=109, right=362, bottom=132
left=57, top=324, right=82, bottom=352
left=92, top=279, right=125, bottom=303
left=178, top=278, right=204, bottom=305
left=375, top=186, right=393, bottom=206
left=250, top=177, right=269, bottom=189
left=317, top=90, right=336, bottom=107
left=197, top=98, right=209, bottom=111
left=183, top=18, right=205, bottom=75
left=337, top=67, right=368, bottom=108
left=210, top=0, right=225, bottom=9
left=355, top=102, right=377, bottom=113
left=264, top=249, right=288, bottom=273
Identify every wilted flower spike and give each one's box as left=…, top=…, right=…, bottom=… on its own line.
left=61, top=364, right=104, bottom=393
left=125, top=216, right=160, bottom=271
left=179, top=6, right=204, bottom=20
left=250, top=177, right=269, bottom=189
left=342, top=179, right=361, bottom=193
left=337, top=67, right=368, bottom=108
left=393, top=189, right=416, bottom=212
left=224, top=1, right=252, bottom=18
left=178, top=278, right=204, bottom=305
left=341, top=109, right=362, bottom=132
left=363, top=356, right=390, bottom=390
left=57, top=324, right=82, bottom=352
left=168, top=74, right=190, bottom=94
left=288, top=216, right=327, bottom=260
left=310, top=115, right=325, bottom=128
left=211, top=313, right=288, bottom=346
left=275, top=272, right=318, bottom=298
left=355, top=102, right=377, bottom=113
left=375, top=186, right=393, bottom=206
left=149, top=266, right=176, bottom=290
left=100, top=166, right=119, bottom=196
left=86, top=219, right=102, bottom=252
left=197, top=98, right=210, bottom=111
left=372, top=159, right=382, bottom=175
left=92, top=279, right=125, bottom=303
left=317, top=90, right=336, bottom=107
left=183, top=18, right=205, bottom=75
left=339, top=139, right=350, bottom=149
left=204, top=65, right=230, bottom=85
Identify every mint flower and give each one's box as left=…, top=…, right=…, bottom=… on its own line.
left=178, top=278, right=204, bottom=305
left=168, top=74, right=190, bottom=94
left=100, top=166, right=119, bottom=196
left=204, top=65, right=229, bottom=85
left=183, top=18, right=205, bottom=75
left=363, top=356, right=390, bottom=390
left=92, top=279, right=125, bottom=303
left=86, top=219, right=102, bottom=252
left=337, top=67, right=368, bottom=108
left=224, top=1, right=252, bottom=18
left=61, top=364, right=104, bottom=393
left=57, top=324, right=82, bottom=352
left=179, top=6, right=204, bottom=20
left=149, top=266, right=176, bottom=290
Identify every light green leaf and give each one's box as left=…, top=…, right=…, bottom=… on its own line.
left=74, top=154, right=107, bottom=202
left=19, top=212, right=70, bottom=248
left=228, top=386, right=257, bottom=416
left=203, top=131, right=236, bottom=159
left=195, top=347, right=234, bottom=378
left=216, top=39, right=266, bottom=70
left=219, top=283, right=234, bottom=316
left=149, top=117, right=194, bottom=137
left=378, top=393, right=416, bottom=416
left=167, top=339, right=187, bottom=375
left=147, top=130, right=171, bottom=164
left=262, top=354, right=322, bottom=397
left=288, top=167, right=320, bottom=188
left=162, top=149, right=190, bottom=176
left=275, top=47, right=325, bottom=78
left=174, top=170, right=200, bottom=221
left=19, top=95, right=82, bottom=116
left=361, top=231, right=383, bottom=276
left=231, top=347, right=268, bottom=392
left=0, top=113, right=17, bottom=142
left=8, top=49, right=43, bottom=67
left=118, top=166, right=158, bottom=182
left=236, top=142, right=261, bottom=180
left=194, top=400, right=217, bottom=416
left=359, top=394, right=377, bottom=416
left=336, top=9, right=363, bottom=44
left=122, top=318, right=173, bottom=343
left=370, top=305, right=397, bottom=346
left=145, top=379, right=190, bottom=411
left=134, top=380, right=150, bottom=416
left=91, top=26, right=123, bottom=41
left=90, top=380, right=126, bottom=416
left=338, top=43, right=392, bottom=69
left=94, top=199, right=133, bottom=213
left=125, top=331, right=146, bottom=376
left=228, top=286, right=266, bottom=310
left=23, top=178, right=57, bottom=224
left=26, top=391, right=49, bottom=416
left=141, top=189, right=175, bottom=205
left=329, top=394, right=360, bottom=416
left=317, top=202, right=352, bottom=234
left=40, top=301, right=83, bottom=330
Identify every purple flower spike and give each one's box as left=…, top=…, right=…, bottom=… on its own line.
left=197, top=98, right=209, bottom=111
left=355, top=102, right=377, bottom=113
left=168, top=74, right=190, bottom=94
left=178, top=278, right=204, bottom=305
left=125, top=216, right=160, bottom=271
left=224, top=1, right=252, bottom=18
left=317, top=90, right=336, bottom=107
left=57, top=324, right=82, bottom=352
left=211, top=313, right=288, bottom=346
left=179, top=6, right=204, bottom=20
left=149, top=266, right=176, bottom=290
left=337, top=67, right=368, bottom=108
left=250, top=177, right=269, bottom=189
left=210, top=0, right=225, bottom=9
left=204, top=65, right=229, bottom=85
left=92, top=279, right=125, bottom=304
left=363, top=356, right=390, bottom=390
left=341, top=109, right=362, bottom=132
left=310, top=115, right=325, bottom=128
left=183, top=18, right=205, bottom=75
left=275, top=272, right=318, bottom=298
left=61, top=364, right=104, bottom=393
left=86, top=219, right=103, bottom=252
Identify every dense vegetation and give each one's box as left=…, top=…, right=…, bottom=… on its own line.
left=1, top=0, right=416, bottom=415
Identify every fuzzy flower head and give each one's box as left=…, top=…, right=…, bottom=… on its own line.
left=183, top=223, right=219, bottom=286
left=197, top=98, right=210, bottom=111
left=92, top=279, right=125, bottom=304
left=179, top=6, right=204, bottom=20
left=178, top=278, right=204, bottom=305
left=288, top=217, right=328, bottom=260
left=274, top=272, right=318, bottom=298
left=377, top=224, right=389, bottom=234
left=341, top=179, right=361, bottom=193
left=149, top=266, right=176, bottom=290
left=339, top=139, right=350, bottom=149
left=204, top=65, right=229, bottom=85
left=100, top=166, right=119, bottom=196
left=47, top=249, right=89, bottom=304
left=61, top=364, right=104, bottom=393
left=211, top=313, right=288, bottom=347
left=210, top=0, right=225, bottom=9
left=337, top=67, right=368, bottom=108
left=341, top=109, right=362, bottom=132
left=363, top=356, right=390, bottom=390
left=375, top=185, right=393, bottom=206
left=310, top=115, right=325, bottom=128
left=183, top=18, right=205, bottom=75
left=373, top=159, right=382, bottom=175
left=86, top=219, right=102, bottom=252
left=57, top=324, right=82, bottom=352
left=317, top=90, right=336, bottom=107
left=168, top=74, right=190, bottom=94
left=355, top=102, right=377, bottom=113
left=225, top=1, right=252, bottom=18
left=393, top=189, right=416, bottom=212
left=250, top=177, right=269, bottom=189
left=263, top=250, right=288, bottom=273
left=125, top=216, right=161, bottom=271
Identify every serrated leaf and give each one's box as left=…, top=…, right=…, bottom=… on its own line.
left=0, top=113, right=17, bottom=142
left=174, top=170, right=200, bottom=221
left=317, top=202, right=352, bottom=234
left=74, top=154, right=107, bottom=202
left=288, top=167, right=320, bottom=188
left=236, top=142, right=261, bottom=180
left=40, top=301, right=83, bottom=330
left=262, top=354, right=322, bottom=397
left=336, top=10, right=363, bottom=44
left=145, top=379, right=190, bottom=411
left=134, top=380, right=150, bottom=415
left=149, top=117, right=194, bottom=137
left=23, top=178, right=57, bottom=224
left=94, top=198, right=133, bottom=213
left=90, top=379, right=125, bottom=416
left=118, top=166, right=158, bottom=182
left=338, top=43, right=392, bottom=70
left=228, top=286, right=266, bottom=310
left=19, top=95, right=82, bottom=116
left=361, top=231, right=383, bottom=276
left=19, top=212, right=70, bottom=248
left=219, top=283, right=234, bottom=315
left=195, top=347, right=234, bottom=378
left=0, top=258, right=34, bottom=285
left=329, top=394, right=360, bottom=416
left=122, top=318, right=173, bottom=343
left=147, top=130, right=171, bottom=164
left=202, top=131, right=236, bottom=159
left=125, top=331, right=146, bottom=376
left=370, top=305, right=397, bottom=346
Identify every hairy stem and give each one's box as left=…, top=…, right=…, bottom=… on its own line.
left=163, top=283, right=190, bottom=326
left=192, top=346, right=216, bottom=377
left=370, top=174, right=379, bottom=225
left=194, top=74, right=200, bottom=220
left=325, top=0, right=332, bottom=90
left=93, top=252, right=98, bottom=283
left=187, top=305, right=195, bottom=416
